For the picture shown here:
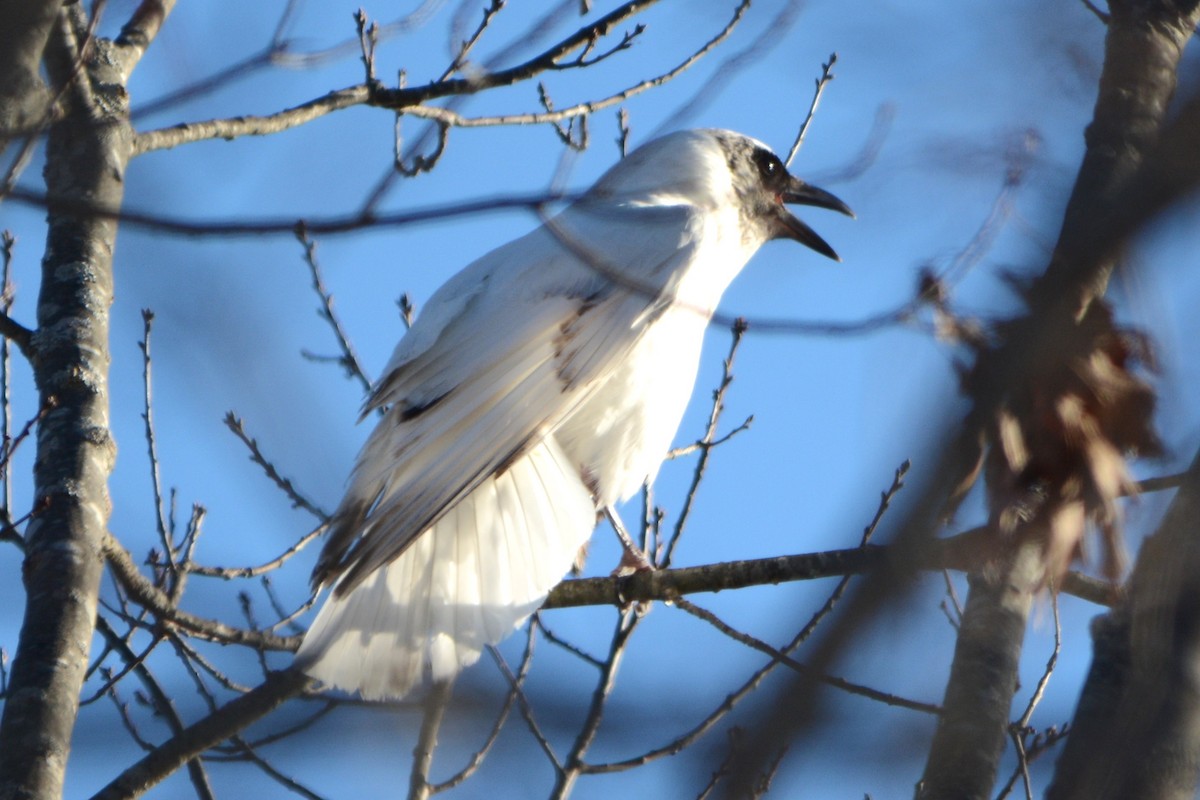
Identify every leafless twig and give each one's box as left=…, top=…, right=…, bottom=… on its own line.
left=408, top=680, right=453, bottom=800
left=138, top=309, right=177, bottom=581
left=0, top=232, right=33, bottom=360
left=295, top=225, right=374, bottom=396
left=432, top=621, right=537, bottom=792
left=615, top=108, right=631, bottom=157
left=185, top=524, right=325, bottom=580
left=785, top=53, right=837, bottom=168
left=223, top=412, right=329, bottom=520
left=440, top=0, right=507, bottom=81
left=662, top=321, right=747, bottom=567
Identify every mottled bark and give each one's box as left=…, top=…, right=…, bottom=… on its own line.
left=0, top=22, right=129, bottom=800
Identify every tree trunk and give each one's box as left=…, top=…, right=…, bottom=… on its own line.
left=0, top=19, right=129, bottom=800
left=1047, top=448, right=1200, bottom=800
left=915, top=544, right=1042, bottom=799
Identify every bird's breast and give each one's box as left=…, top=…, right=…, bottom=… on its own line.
left=554, top=306, right=710, bottom=507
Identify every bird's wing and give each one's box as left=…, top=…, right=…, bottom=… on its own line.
left=315, top=203, right=700, bottom=594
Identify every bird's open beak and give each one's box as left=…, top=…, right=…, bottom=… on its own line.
left=772, top=177, right=854, bottom=262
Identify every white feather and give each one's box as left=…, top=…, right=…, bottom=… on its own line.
left=297, top=437, right=595, bottom=699
left=295, top=129, right=844, bottom=698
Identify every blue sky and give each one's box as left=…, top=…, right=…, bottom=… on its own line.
left=3, top=1, right=1200, bottom=797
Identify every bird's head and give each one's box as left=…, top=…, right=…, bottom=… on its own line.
left=588, top=128, right=853, bottom=260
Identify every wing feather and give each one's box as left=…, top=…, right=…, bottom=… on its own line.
left=313, top=203, right=700, bottom=595
left=296, top=436, right=596, bottom=698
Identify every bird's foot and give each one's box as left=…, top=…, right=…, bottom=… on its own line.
left=611, top=544, right=655, bottom=577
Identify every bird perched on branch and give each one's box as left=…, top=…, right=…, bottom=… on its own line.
left=295, top=128, right=851, bottom=699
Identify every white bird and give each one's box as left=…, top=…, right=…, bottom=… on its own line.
left=294, top=128, right=851, bottom=699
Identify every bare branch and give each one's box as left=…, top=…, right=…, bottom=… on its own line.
left=90, top=668, right=313, bottom=800
left=489, top=644, right=562, bottom=771
left=431, top=621, right=535, bottom=792
left=112, top=0, right=178, bottom=79
left=405, top=0, right=749, bottom=132
left=0, top=232, right=32, bottom=360
left=1080, top=0, right=1110, bottom=25
left=294, top=226, right=373, bottom=395
left=5, top=183, right=582, bottom=237
left=408, top=679, right=453, bottom=800
left=223, top=412, right=328, bottom=520
left=583, top=466, right=895, bottom=776
left=138, top=309, right=177, bottom=579
left=103, top=533, right=301, bottom=651
left=551, top=609, right=641, bottom=798
left=132, top=0, right=750, bottom=158
left=94, top=616, right=215, bottom=800
left=785, top=52, right=837, bottom=168
left=439, top=0, right=507, bottom=81
left=674, top=596, right=940, bottom=715
left=132, top=85, right=371, bottom=155
left=662, top=321, right=746, bottom=567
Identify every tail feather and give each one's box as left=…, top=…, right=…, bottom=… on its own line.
left=296, top=436, right=595, bottom=700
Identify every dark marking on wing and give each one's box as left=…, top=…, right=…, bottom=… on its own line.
left=313, top=498, right=370, bottom=592
left=493, top=434, right=537, bottom=479
left=554, top=289, right=610, bottom=390
left=398, top=390, right=451, bottom=422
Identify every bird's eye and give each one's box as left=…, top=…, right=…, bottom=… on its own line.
left=753, top=149, right=785, bottom=186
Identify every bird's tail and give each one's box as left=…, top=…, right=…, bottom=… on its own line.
left=295, top=436, right=596, bottom=700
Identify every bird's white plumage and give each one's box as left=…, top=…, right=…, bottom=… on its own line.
left=294, top=129, right=843, bottom=699
left=299, top=437, right=594, bottom=698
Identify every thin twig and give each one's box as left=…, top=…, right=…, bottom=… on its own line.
left=295, top=225, right=373, bottom=396
left=439, top=0, right=507, bottom=82
left=533, top=614, right=605, bottom=668
left=1015, top=591, right=1060, bottom=729
left=0, top=233, right=32, bottom=360
left=409, top=680, right=453, bottom=800
left=184, top=523, right=326, bottom=579
left=551, top=610, right=642, bottom=798
left=785, top=53, right=837, bottom=168
left=223, top=412, right=329, bottom=520
left=433, top=622, right=535, bottom=792
left=228, top=734, right=326, bottom=800
left=1080, top=0, right=1110, bottom=24
left=489, top=646, right=561, bottom=770
left=941, top=569, right=965, bottom=625
left=662, top=321, right=747, bottom=567
left=616, top=108, right=631, bottom=157
left=0, top=232, right=14, bottom=518
left=139, top=309, right=177, bottom=580
left=95, top=616, right=216, bottom=800
left=673, top=597, right=939, bottom=715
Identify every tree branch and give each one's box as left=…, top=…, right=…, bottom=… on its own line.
left=90, top=668, right=314, bottom=800
left=544, top=528, right=1114, bottom=610
left=102, top=533, right=301, bottom=651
